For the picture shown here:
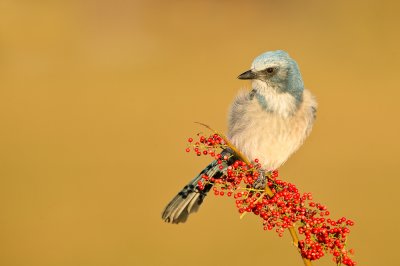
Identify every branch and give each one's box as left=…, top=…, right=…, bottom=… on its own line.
left=195, top=122, right=312, bottom=266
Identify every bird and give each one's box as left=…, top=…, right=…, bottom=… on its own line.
left=162, top=50, right=317, bottom=224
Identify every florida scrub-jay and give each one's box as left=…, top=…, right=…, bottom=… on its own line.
left=162, top=50, right=317, bottom=224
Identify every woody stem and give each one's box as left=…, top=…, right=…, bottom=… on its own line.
left=195, top=122, right=313, bottom=266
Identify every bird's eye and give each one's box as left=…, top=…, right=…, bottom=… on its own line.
left=266, top=67, right=275, bottom=73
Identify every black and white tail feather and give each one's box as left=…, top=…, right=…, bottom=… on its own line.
left=162, top=148, right=236, bottom=224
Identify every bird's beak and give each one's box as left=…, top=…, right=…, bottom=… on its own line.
left=237, top=70, right=257, bottom=80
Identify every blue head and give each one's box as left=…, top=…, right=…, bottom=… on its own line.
left=238, top=50, right=304, bottom=102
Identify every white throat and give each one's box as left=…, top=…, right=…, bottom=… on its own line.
left=252, top=80, right=299, bottom=118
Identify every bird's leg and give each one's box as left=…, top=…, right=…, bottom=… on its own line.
left=253, top=169, right=267, bottom=190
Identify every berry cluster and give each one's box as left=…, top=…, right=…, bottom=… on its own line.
left=185, top=133, right=356, bottom=266
left=185, top=133, right=225, bottom=157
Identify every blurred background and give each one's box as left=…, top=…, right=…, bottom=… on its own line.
left=0, top=0, right=399, bottom=265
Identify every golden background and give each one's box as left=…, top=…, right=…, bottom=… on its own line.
left=0, top=1, right=399, bottom=265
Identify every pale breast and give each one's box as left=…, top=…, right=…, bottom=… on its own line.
left=227, top=89, right=316, bottom=170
